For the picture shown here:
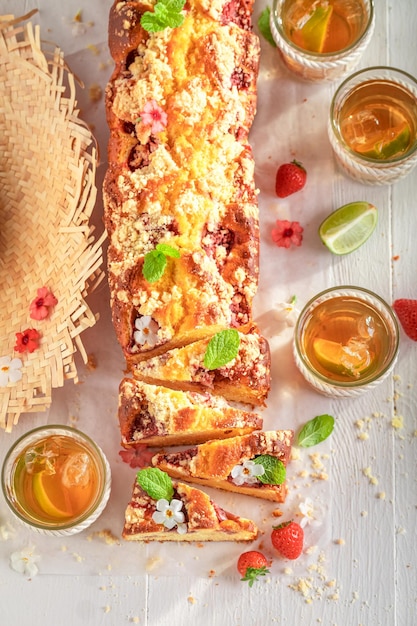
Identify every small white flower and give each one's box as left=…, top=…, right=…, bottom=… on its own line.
left=133, top=316, right=159, bottom=347
left=152, top=498, right=186, bottom=534
left=275, top=296, right=299, bottom=327
left=297, top=497, right=323, bottom=529
left=230, top=460, right=265, bottom=486
left=0, top=356, right=23, bottom=387
left=0, top=521, right=16, bottom=541
left=10, top=545, right=40, bottom=578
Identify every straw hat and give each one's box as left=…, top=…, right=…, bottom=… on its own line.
left=0, top=13, right=105, bottom=431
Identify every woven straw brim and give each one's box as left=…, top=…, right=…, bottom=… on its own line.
left=0, top=13, right=105, bottom=432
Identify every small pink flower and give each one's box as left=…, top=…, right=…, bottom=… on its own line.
left=140, top=100, right=167, bottom=134
left=119, top=447, right=155, bottom=469
left=29, top=287, right=58, bottom=321
left=272, top=220, right=304, bottom=249
left=14, top=329, right=41, bottom=354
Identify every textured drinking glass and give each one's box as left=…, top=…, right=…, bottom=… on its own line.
left=270, top=0, right=375, bottom=82
left=293, top=286, right=399, bottom=397
left=328, top=66, right=417, bottom=184
left=1, top=425, right=111, bottom=536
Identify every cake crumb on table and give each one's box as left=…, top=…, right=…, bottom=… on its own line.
left=334, top=538, right=345, bottom=546
left=391, top=414, right=404, bottom=429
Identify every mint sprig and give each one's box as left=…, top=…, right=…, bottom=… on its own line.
left=203, top=329, right=240, bottom=370
left=141, top=0, right=186, bottom=33
left=253, top=455, right=286, bottom=485
left=257, top=7, right=277, bottom=47
left=137, top=467, right=174, bottom=501
left=142, top=243, right=180, bottom=283
left=297, top=414, right=335, bottom=448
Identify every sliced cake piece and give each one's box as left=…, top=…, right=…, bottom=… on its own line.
left=131, top=324, right=271, bottom=406
left=122, top=469, right=259, bottom=543
left=152, top=430, right=293, bottom=502
left=119, top=378, right=263, bottom=448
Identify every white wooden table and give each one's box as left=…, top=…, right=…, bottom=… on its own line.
left=0, top=1, right=416, bottom=624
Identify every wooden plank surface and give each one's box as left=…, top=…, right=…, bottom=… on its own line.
left=0, top=1, right=416, bottom=624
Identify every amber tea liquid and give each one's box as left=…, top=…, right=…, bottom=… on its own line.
left=338, top=79, right=417, bottom=159
left=11, top=434, right=102, bottom=526
left=300, top=295, right=393, bottom=382
left=282, top=0, right=368, bottom=53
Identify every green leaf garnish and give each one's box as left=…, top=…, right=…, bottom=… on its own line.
left=242, top=565, right=270, bottom=587
left=297, top=414, right=335, bottom=448
left=203, top=329, right=240, bottom=370
left=155, top=243, right=181, bottom=258
left=142, top=243, right=180, bottom=283
left=141, top=0, right=186, bottom=33
left=257, top=7, right=277, bottom=47
left=137, top=468, right=174, bottom=501
left=253, top=455, right=286, bottom=485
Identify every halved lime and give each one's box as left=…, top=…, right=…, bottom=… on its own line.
left=313, top=338, right=371, bottom=377
left=319, top=201, right=378, bottom=255
left=32, top=471, right=72, bottom=519
left=301, top=5, right=333, bottom=53
left=360, top=122, right=411, bottom=160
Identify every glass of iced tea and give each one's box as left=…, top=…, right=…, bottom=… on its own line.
left=293, top=287, right=399, bottom=397
left=1, top=425, right=111, bottom=535
left=270, top=0, right=375, bottom=81
left=329, top=66, right=417, bottom=184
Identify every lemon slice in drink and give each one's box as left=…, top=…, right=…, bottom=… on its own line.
left=360, top=122, right=411, bottom=160
left=32, top=471, right=72, bottom=519
left=301, top=5, right=333, bottom=53
left=313, top=338, right=370, bottom=377
left=319, top=201, right=378, bottom=255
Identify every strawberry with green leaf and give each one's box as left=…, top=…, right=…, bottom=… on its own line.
left=275, top=160, right=307, bottom=198
left=271, top=521, right=304, bottom=560
left=237, top=551, right=270, bottom=587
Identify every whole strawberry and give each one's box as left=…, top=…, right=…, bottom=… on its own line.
left=271, top=520, right=304, bottom=560
left=237, top=550, right=270, bottom=587
left=275, top=160, right=307, bottom=197
left=393, top=299, right=417, bottom=341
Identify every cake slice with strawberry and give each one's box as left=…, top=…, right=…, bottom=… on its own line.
left=131, top=324, right=271, bottom=407
left=119, top=378, right=263, bottom=448
left=151, top=430, right=293, bottom=502
left=122, top=468, right=259, bottom=543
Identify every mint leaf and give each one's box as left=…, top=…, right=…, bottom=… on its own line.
left=137, top=468, right=174, bottom=501
left=298, top=414, right=335, bottom=448
left=253, top=455, right=286, bottom=485
left=203, top=329, right=240, bottom=370
left=143, top=249, right=167, bottom=282
left=257, top=7, right=277, bottom=47
left=142, top=243, right=180, bottom=282
left=156, top=243, right=180, bottom=258
left=141, top=0, right=186, bottom=33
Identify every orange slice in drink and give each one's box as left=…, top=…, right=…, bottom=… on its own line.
left=313, top=338, right=371, bottom=378
left=359, top=122, right=411, bottom=160
left=301, top=5, right=333, bottom=53
left=32, top=470, right=72, bottom=519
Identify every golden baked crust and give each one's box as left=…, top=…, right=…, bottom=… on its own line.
left=152, top=430, right=293, bottom=502
left=122, top=476, right=259, bottom=542
left=131, top=323, right=271, bottom=406
left=119, top=378, right=263, bottom=447
left=103, top=0, right=261, bottom=364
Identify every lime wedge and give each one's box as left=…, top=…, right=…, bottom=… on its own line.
left=301, top=5, right=333, bottom=53
left=313, top=338, right=371, bottom=377
left=319, top=201, right=378, bottom=255
left=360, top=123, right=411, bottom=160
left=313, top=338, right=345, bottom=374
left=32, top=471, right=72, bottom=519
